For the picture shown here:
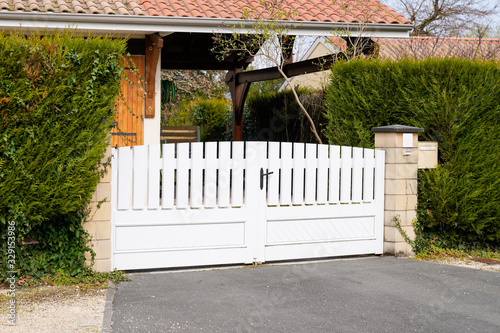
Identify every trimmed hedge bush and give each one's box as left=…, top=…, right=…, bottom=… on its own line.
left=0, top=31, right=126, bottom=281
left=164, top=98, right=232, bottom=142
left=325, top=58, right=500, bottom=249
left=188, top=98, right=232, bottom=142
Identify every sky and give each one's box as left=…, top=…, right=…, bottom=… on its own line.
left=255, top=0, right=500, bottom=68
left=381, top=0, right=500, bottom=25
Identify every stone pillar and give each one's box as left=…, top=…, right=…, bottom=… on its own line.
left=83, top=144, right=112, bottom=272
left=371, top=124, right=423, bottom=256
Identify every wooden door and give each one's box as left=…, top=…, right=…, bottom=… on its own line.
left=111, top=55, right=145, bottom=147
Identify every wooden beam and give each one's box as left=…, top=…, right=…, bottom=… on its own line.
left=161, top=61, right=232, bottom=71
left=226, top=68, right=252, bottom=141
left=235, top=53, right=346, bottom=84
left=145, top=34, right=164, bottom=119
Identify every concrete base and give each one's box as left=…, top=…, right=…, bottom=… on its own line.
left=384, top=241, right=414, bottom=257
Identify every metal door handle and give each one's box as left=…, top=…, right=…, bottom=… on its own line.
left=260, top=168, right=274, bottom=190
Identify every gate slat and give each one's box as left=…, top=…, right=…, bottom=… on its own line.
left=351, top=147, right=363, bottom=203
left=304, top=144, right=317, bottom=204
left=176, top=143, right=190, bottom=208
left=161, top=144, right=175, bottom=209
left=292, top=143, right=305, bottom=205
left=363, top=148, right=375, bottom=202
left=267, top=142, right=280, bottom=206
left=328, top=145, right=340, bottom=204
left=280, top=143, right=293, bottom=205
left=117, top=146, right=132, bottom=210
left=148, top=144, right=161, bottom=209
left=340, top=146, right=352, bottom=203
left=190, top=143, right=204, bottom=208
left=231, top=141, right=244, bottom=207
left=133, top=145, right=147, bottom=209
left=218, top=142, right=231, bottom=208
left=204, top=142, right=217, bottom=208
left=317, top=145, right=328, bottom=204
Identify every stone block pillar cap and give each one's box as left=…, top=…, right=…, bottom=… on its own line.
left=371, top=124, right=424, bottom=133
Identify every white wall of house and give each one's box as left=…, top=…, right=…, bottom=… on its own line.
left=143, top=49, right=162, bottom=145
left=283, top=38, right=336, bottom=91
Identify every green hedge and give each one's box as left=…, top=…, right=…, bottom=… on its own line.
left=165, top=98, right=232, bottom=141
left=188, top=98, right=232, bottom=142
left=325, top=58, right=500, bottom=249
left=0, top=31, right=126, bottom=280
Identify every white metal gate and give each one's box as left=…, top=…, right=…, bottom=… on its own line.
left=111, top=142, right=385, bottom=270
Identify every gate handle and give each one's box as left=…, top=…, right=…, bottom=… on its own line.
left=260, top=168, right=274, bottom=190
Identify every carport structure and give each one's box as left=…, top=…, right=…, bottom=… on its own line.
left=0, top=0, right=412, bottom=143
left=0, top=0, right=412, bottom=271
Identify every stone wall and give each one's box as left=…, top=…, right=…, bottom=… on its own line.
left=83, top=145, right=112, bottom=272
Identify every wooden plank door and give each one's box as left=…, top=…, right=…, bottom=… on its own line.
left=111, top=55, right=145, bottom=147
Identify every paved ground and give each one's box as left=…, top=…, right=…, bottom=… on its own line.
left=109, top=256, right=500, bottom=332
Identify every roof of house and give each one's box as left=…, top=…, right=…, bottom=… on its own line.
left=325, top=36, right=500, bottom=60
left=0, top=0, right=410, bottom=24
left=373, top=37, right=500, bottom=60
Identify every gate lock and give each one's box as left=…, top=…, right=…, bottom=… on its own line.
left=260, top=168, right=274, bottom=190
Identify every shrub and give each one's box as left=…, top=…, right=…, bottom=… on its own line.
left=325, top=58, right=500, bottom=249
left=0, top=31, right=126, bottom=282
left=187, top=98, right=231, bottom=142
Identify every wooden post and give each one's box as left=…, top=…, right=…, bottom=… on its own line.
left=227, top=68, right=251, bottom=141
left=145, top=34, right=163, bottom=119
left=281, top=35, right=295, bottom=65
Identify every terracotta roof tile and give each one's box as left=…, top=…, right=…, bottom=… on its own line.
left=199, top=3, right=212, bottom=12
left=327, top=36, right=500, bottom=60
left=0, top=0, right=145, bottom=15
left=156, top=1, right=169, bottom=11
left=316, top=2, right=328, bottom=11
left=27, top=0, right=39, bottom=10
left=42, top=1, right=55, bottom=11
left=190, top=8, right=202, bottom=17
left=14, top=1, right=24, bottom=10
left=0, top=0, right=410, bottom=25
left=203, top=8, right=217, bottom=18
left=373, top=37, right=500, bottom=60
left=142, top=1, right=155, bottom=12
left=308, top=7, right=321, bottom=17
left=116, top=7, right=128, bottom=15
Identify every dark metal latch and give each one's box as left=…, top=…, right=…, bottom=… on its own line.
left=260, top=168, right=274, bottom=190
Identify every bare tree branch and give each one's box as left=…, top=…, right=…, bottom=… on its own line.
left=212, top=0, right=323, bottom=143
left=389, top=0, right=499, bottom=36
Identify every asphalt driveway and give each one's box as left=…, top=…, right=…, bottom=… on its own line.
left=108, top=256, right=500, bottom=332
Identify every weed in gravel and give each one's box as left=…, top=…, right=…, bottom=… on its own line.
left=1, top=268, right=130, bottom=289
left=50, top=268, right=131, bottom=287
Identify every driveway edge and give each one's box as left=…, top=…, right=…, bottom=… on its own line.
left=102, top=281, right=115, bottom=333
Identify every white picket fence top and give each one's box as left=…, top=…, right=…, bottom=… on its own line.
left=112, top=141, right=384, bottom=211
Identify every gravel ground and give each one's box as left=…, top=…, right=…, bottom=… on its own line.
left=424, top=257, right=500, bottom=272
left=0, top=285, right=107, bottom=332
left=0, top=257, right=498, bottom=332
